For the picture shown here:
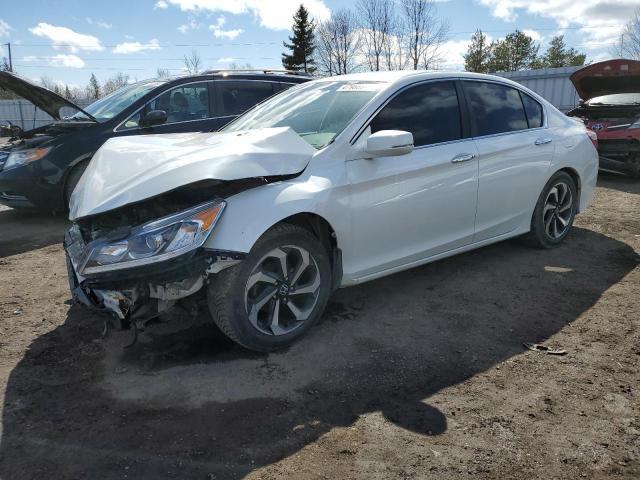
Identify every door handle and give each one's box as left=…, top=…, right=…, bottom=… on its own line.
left=451, top=153, right=476, bottom=163
left=534, top=137, right=552, bottom=145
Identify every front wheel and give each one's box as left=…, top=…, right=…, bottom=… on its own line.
left=524, top=171, right=578, bottom=249
left=207, top=223, right=332, bottom=352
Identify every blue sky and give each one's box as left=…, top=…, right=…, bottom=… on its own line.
left=0, top=0, right=634, bottom=88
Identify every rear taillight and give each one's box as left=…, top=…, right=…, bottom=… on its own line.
left=586, top=129, right=598, bottom=149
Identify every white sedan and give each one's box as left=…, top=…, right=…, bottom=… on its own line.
left=66, top=71, right=598, bottom=351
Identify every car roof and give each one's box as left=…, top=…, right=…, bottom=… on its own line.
left=158, top=70, right=311, bottom=85
left=315, top=70, right=526, bottom=89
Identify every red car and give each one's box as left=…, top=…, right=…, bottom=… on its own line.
left=568, top=59, right=640, bottom=178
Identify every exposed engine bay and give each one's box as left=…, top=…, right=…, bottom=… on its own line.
left=66, top=173, right=299, bottom=340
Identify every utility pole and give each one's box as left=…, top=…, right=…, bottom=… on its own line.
left=1, top=42, right=11, bottom=71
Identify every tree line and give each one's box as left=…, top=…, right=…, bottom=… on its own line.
left=282, top=1, right=591, bottom=76
left=2, top=3, right=640, bottom=103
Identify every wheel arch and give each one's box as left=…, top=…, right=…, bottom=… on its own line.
left=556, top=166, right=582, bottom=212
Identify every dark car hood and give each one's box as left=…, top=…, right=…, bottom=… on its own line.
left=570, top=59, right=640, bottom=100
left=0, top=71, right=96, bottom=121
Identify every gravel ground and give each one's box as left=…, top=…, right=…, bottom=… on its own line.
left=0, top=173, right=638, bottom=479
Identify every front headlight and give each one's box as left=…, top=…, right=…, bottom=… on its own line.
left=4, top=147, right=52, bottom=170
left=81, top=200, right=225, bottom=275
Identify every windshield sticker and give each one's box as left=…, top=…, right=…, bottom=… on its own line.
left=337, top=83, right=382, bottom=92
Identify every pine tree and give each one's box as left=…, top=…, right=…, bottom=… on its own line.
left=540, top=35, right=586, bottom=68
left=282, top=4, right=316, bottom=73
left=464, top=30, right=492, bottom=73
left=487, top=30, right=539, bottom=72
left=88, top=73, right=100, bottom=100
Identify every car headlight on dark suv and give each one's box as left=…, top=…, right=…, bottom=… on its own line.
left=3, top=147, right=52, bottom=171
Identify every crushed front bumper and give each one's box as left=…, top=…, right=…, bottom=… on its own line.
left=64, top=228, right=244, bottom=329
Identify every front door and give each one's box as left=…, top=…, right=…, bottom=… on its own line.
left=346, top=81, right=479, bottom=279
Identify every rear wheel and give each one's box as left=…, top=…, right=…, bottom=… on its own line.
left=625, top=154, right=640, bottom=179
left=524, top=171, right=577, bottom=249
left=207, top=223, right=332, bottom=352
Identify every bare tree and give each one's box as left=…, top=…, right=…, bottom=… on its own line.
left=398, top=0, right=449, bottom=70
left=156, top=68, right=171, bottom=78
left=102, top=72, right=130, bottom=96
left=315, top=10, right=361, bottom=75
left=357, top=0, right=396, bottom=71
left=228, top=62, right=253, bottom=70
left=622, top=7, right=640, bottom=59
left=183, top=50, right=202, bottom=74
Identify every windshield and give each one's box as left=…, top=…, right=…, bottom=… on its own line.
left=587, top=93, right=640, bottom=106
left=70, top=80, right=165, bottom=122
left=223, top=80, right=385, bottom=148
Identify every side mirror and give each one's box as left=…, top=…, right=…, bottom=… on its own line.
left=140, top=110, right=167, bottom=128
left=364, top=130, right=414, bottom=158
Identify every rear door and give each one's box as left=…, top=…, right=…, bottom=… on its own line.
left=346, top=80, right=479, bottom=278
left=463, top=81, right=554, bottom=242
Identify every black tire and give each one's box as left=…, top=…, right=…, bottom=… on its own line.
left=207, top=223, right=332, bottom=352
left=524, top=171, right=578, bottom=249
left=64, top=161, right=89, bottom=209
left=625, top=154, right=640, bottom=179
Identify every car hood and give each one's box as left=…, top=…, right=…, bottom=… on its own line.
left=69, top=127, right=316, bottom=220
left=0, top=71, right=96, bottom=121
left=570, top=59, right=640, bottom=100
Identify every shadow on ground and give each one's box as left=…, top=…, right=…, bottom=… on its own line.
left=597, top=171, right=640, bottom=195
left=0, top=227, right=637, bottom=479
left=0, top=208, right=69, bottom=258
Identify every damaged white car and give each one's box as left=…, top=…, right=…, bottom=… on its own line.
left=65, top=71, right=598, bottom=351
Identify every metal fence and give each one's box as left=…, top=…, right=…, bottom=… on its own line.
left=0, top=99, right=92, bottom=130
left=495, top=66, right=582, bottom=112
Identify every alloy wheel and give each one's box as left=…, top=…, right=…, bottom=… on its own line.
left=543, top=181, right=573, bottom=240
left=244, top=245, right=322, bottom=336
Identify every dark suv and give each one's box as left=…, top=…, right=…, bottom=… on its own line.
left=0, top=70, right=310, bottom=210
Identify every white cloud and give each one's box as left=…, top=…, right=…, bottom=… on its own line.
left=162, top=0, right=331, bottom=30
left=113, top=38, right=161, bottom=54
left=478, top=0, right=634, bottom=46
left=209, top=16, right=243, bottom=40
left=438, top=39, right=473, bottom=69
left=29, top=23, right=104, bottom=52
left=178, top=18, right=200, bottom=34
left=217, top=56, right=236, bottom=63
left=522, top=29, right=542, bottom=43
left=21, top=55, right=40, bottom=62
left=0, top=19, right=12, bottom=38
left=155, top=0, right=169, bottom=9
left=86, top=17, right=112, bottom=29
left=49, top=54, right=85, bottom=68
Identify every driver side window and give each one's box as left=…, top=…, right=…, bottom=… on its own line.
left=119, top=82, right=210, bottom=130
left=148, top=82, right=210, bottom=124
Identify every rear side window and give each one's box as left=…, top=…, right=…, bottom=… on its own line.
left=218, top=81, right=275, bottom=116
left=520, top=92, right=543, bottom=128
left=464, top=82, right=528, bottom=136
left=371, top=81, right=462, bottom=147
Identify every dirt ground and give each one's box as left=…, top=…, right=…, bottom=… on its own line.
left=0, top=173, right=638, bottom=480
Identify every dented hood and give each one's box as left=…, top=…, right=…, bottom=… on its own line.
left=69, top=127, right=316, bottom=220
left=570, top=59, right=640, bottom=100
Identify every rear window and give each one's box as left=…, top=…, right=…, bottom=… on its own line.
left=218, top=81, right=275, bottom=116
left=520, top=92, right=543, bottom=128
left=464, top=81, right=528, bottom=136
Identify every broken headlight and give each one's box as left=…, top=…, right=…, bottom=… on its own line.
left=81, top=200, right=225, bottom=275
